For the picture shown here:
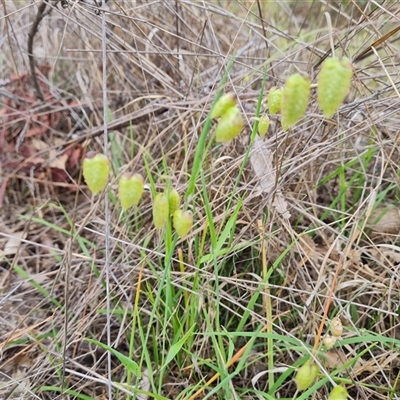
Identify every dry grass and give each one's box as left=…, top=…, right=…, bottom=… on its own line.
left=1, top=0, right=400, bottom=399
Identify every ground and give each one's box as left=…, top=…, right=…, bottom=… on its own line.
left=0, top=1, right=399, bottom=399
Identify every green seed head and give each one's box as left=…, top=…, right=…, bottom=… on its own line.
left=267, top=87, right=283, bottom=115
left=214, top=106, right=244, bottom=142
left=258, top=115, right=270, bottom=137
left=173, top=210, right=193, bottom=239
left=82, top=152, right=110, bottom=195
left=153, top=193, right=169, bottom=229
left=168, top=188, right=181, bottom=215
left=317, top=57, right=353, bottom=118
left=211, top=92, right=237, bottom=119
left=294, top=359, right=319, bottom=391
left=118, top=173, right=144, bottom=210
left=328, top=385, right=348, bottom=400
left=281, top=73, right=310, bottom=131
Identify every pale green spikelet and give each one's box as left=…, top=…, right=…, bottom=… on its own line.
left=317, top=57, right=353, bottom=118
left=82, top=152, right=110, bottom=195
left=214, top=106, right=244, bottom=142
left=153, top=193, right=169, bottom=229
left=211, top=92, right=237, bottom=118
left=281, top=74, right=310, bottom=131
left=267, top=86, right=283, bottom=115
left=118, top=173, right=144, bottom=210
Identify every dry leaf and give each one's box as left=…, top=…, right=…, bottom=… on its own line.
left=137, top=368, right=150, bottom=400
left=249, top=135, right=275, bottom=195
left=0, top=231, right=27, bottom=261
left=323, top=349, right=362, bottom=372
left=249, top=136, right=291, bottom=219
left=272, top=194, right=291, bottom=219
left=31, top=138, right=49, bottom=151
left=367, top=206, right=400, bottom=234
left=49, top=153, right=68, bottom=170
left=323, top=349, right=347, bottom=369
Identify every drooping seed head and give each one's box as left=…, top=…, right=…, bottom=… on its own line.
left=211, top=93, right=237, bottom=119
left=323, top=334, right=337, bottom=350
left=267, top=87, right=283, bottom=115
left=82, top=152, right=110, bottom=195
left=258, top=115, right=270, bottom=137
left=118, top=173, right=144, bottom=210
left=294, top=359, right=319, bottom=391
left=173, top=210, right=193, bottom=239
left=331, top=317, right=343, bottom=337
left=153, top=193, right=169, bottom=229
left=281, top=74, right=310, bottom=131
left=328, top=385, right=348, bottom=400
left=317, top=57, right=353, bottom=118
left=214, top=106, right=244, bottom=142
left=168, top=188, right=181, bottom=215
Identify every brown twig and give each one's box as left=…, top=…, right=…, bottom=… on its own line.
left=27, top=0, right=62, bottom=101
